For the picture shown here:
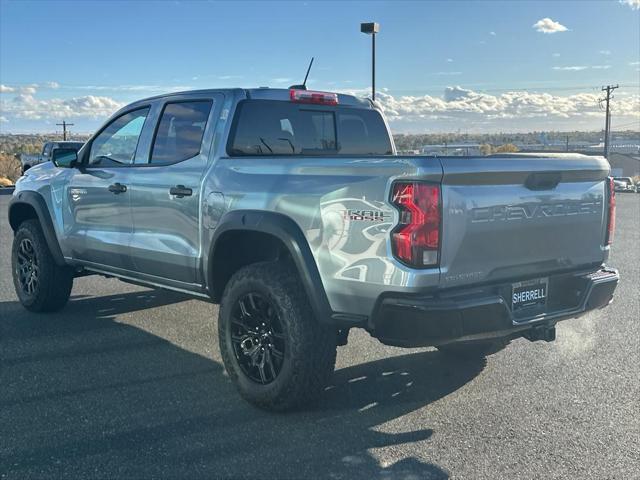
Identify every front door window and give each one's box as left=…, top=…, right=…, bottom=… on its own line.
left=89, top=108, right=149, bottom=167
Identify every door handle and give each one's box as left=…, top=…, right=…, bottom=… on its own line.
left=169, top=185, right=192, bottom=198
left=108, top=183, right=127, bottom=194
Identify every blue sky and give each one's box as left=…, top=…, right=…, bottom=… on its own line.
left=1, top=0, right=639, bottom=133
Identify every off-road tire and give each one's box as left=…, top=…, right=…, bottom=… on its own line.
left=219, top=261, right=337, bottom=412
left=12, top=219, right=74, bottom=312
left=437, top=338, right=510, bottom=360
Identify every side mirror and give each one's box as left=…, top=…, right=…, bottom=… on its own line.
left=52, top=148, right=78, bottom=168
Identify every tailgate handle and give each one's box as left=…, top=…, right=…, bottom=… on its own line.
left=525, top=172, right=561, bottom=191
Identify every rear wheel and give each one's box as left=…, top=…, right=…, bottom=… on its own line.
left=11, top=219, right=74, bottom=312
left=219, top=261, right=337, bottom=412
left=437, top=338, right=510, bottom=360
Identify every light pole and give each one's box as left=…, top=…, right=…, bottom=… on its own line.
left=360, top=22, right=380, bottom=101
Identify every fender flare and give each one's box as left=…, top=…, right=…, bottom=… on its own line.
left=8, top=191, right=66, bottom=266
left=209, top=210, right=334, bottom=324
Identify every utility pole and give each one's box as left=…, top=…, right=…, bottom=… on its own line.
left=600, top=85, right=618, bottom=159
left=56, top=120, right=74, bottom=141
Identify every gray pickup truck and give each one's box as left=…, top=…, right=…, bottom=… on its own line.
left=9, top=88, right=619, bottom=411
left=20, top=141, right=84, bottom=174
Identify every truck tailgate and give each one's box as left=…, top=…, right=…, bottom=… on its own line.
left=438, top=154, right=610, bottom=288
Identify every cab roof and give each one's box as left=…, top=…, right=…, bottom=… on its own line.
left=244, top=88, right=372, bottom=108
left=132, top=87, right=372, bottom=108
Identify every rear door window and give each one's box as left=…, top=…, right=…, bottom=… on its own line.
left=150, top=100, right=213, bottom=164
left=228, top=100, right=392, bottom=156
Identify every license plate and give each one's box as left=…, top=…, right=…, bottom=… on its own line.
left=511, top=278, right=548, bottom=311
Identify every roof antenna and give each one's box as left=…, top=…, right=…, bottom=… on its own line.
left=289, top=57, right=314, bottom=90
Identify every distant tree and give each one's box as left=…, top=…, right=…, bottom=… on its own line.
left=495, top=143, right=519, bottom=153
left=0, top=153, right=21, bottom=183
left=479, top=144, right=494, bottom=155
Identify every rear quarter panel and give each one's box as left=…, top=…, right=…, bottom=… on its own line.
left=206, top=155, right=442, bottom=316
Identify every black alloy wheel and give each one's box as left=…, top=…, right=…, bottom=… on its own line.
left=16, top=238, right=39, bottom=296
left=11, top=219, right=74, bottom=312
left=230, top=292, right=286, bottom=384
left=219, top=261, right=337, bottom=411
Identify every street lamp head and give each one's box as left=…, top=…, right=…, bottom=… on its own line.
left=360, top=22, right=380, bottom=34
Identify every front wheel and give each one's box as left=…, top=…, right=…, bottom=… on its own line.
left=218, top=261, right=337, bottom=412
left=12, top=219, right=74, bottom=312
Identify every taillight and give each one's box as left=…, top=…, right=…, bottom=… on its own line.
left=390, top=182, right=441, bottom=267
left=606, top=177, right=616, bottom=245
left=289, top=89, right=338, bottom=105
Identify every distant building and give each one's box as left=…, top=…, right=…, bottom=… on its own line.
left=419, top=143, right=481, bottom=156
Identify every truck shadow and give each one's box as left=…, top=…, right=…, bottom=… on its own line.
left=0, top=289, right=486, bottom=479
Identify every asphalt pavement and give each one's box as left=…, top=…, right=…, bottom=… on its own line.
left=1, top=194, right=638, bottom=479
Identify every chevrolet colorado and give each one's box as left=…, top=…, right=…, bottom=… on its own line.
left=9, top=88, right=619, bottom=411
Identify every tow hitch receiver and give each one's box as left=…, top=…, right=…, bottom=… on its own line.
left=524, top=325, right=556, bottom=343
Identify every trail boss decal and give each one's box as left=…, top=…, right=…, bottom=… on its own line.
left=343, top=209, right=388, bottom=222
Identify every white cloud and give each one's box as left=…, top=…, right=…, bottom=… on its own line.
left=44, top=81, right=60, bottom=89
left=346, top=86, right=639, bottom=131
left=271, top=78, right=292, bottom=84
left=553, top=66, right=588, bottom=71
left=0, top=116, right=8, bottom=123
left=629, top=61, right=640, bottom=66
left=1, top=93, right=124, bottom=120
left=599, top=50, right=611, bottom=55
left=553, top=65, right=612, bottom=71
left=74, top=84, right=192, bottom=93
left=619, top=0, right=640, bottom=10
left=20, top=85, right=38, bottom=95
left=533, top=18, right=568, bottom=34
left=552, top=53, right=561, bottom=58
left=443, top=86, right=475, bottom=102
left=434, top=71, right=462, bottom=76
left=489, top=31, right=496, bottom=36
left=446, top=58, right=453, bottom=62
left=0, top=84, right=15, bottom=93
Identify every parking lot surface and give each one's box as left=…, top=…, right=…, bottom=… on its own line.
left=1, top=194, right=638, bottom=479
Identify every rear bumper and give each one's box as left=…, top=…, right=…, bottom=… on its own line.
left=370, top=267, right=619, bottom=347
